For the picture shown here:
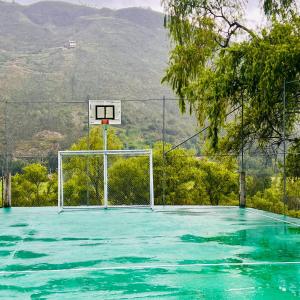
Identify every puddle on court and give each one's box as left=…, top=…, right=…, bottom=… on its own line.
left=9, top=224, right=29, bottom=228
left=0, top=251, right=11, bottom=257
left=14, top=251, right=48, bottom=259
left=0, top=264, right=299, bottom=299
left=0, top=235, right=22, bottom=242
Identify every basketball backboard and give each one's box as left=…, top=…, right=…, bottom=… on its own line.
left=89, top=100, right=121, bottom=125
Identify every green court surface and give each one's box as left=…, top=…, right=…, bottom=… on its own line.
left=0, top=207, right=299, bottom=299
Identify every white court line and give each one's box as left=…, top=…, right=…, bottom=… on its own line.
left=226, top=287, right=255, bottom=292
left=246, top=208, right=300, bottom=227
left=0, top=261, right=300, bottom=275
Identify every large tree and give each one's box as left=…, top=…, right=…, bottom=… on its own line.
left=162, top=0, right=300, bottom=152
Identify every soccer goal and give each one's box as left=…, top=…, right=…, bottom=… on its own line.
left=58, top=149, right=154, bottom=211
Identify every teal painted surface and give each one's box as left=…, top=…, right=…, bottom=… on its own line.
left=0, top=207, right=299, bottom=299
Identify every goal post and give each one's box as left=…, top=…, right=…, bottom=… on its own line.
left=58, top=149, right=154, bottom=211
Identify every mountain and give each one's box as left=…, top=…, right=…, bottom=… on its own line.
left=3, top=0, right=163, bottom=11
left=0, top=1, right=197, bottom=158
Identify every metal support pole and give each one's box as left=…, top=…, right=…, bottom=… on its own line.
left=58, top=152, right=62, bottom=211
left=86, top=97, right=90, bottom=205
left=240, top=171, right=246, bottom=208
left=4, top=101, right=11, bottom=208
left=149, top=150, right=155, bottom=209
left=162, top=96, right=166, bottom=205
left=61, top=154, right=64, bottom=209
left=1, top=165, right=4, bottom=208
left=240, top=96, right=246, bottom=208
left=283, top=79, right=287, bottom=210
left=103, top=125, right=108, bottom=208
left=87, top=96, right=90, bottom=150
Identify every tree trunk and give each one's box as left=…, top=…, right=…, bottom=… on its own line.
left=4, top=172, right=11, bottom=207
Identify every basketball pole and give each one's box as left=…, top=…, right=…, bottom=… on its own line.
left=103, top=122, right=108, bottom=209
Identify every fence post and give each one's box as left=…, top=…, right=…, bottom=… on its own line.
left=4, top=101, right=11, bottom=207
left=239, top=95, right=246, bottom=208
left=4, top=172, right=11, bottom=208
left=1, top=166, right=3, bottom=207
left=239, top=171, right=246, bottom=208
left=149, top=150, right=154, bottom=209
left=282, top=79, right=287, bottom=211
left=162, top=96, right=166, bottom=205
left=103, top=125, right=108, bottom=208
left=86, top=96, right=90, bottom=205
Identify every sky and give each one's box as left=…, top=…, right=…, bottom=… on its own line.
left=3, top=0, right=286, bottom=29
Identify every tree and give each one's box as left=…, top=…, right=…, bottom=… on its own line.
left=244, top=156, right=273, bottom=196
left=108, top=156, right=150, bottom=205
left=286, top=141, right=300, bottom=179
left=63, top=138, right=239, bottom=207
left=154, top=143, right=238, bottom=205
left=199, top=159, right=238, bottom=205
left=162, top=0, right=299, bottom=152
left=62, top=127, right=123, bottom=205
left=23, top=163, right=48, bottom=204
left=11, top=163, right=56, bottom=206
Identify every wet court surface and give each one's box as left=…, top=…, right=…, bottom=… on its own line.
left=0, top=207, right=299, bottom=299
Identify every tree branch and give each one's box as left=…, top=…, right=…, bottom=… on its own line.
left=204, top=5, right=257, bottom=48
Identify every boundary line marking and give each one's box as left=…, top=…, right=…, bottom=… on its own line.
left=1, top=261, right=300, bottom=275
left=226, top=287, right=255, bottom=292
left=246, top=208, right=300, bottom=227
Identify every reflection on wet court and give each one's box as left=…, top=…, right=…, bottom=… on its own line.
left=0, top=207, right=299, bottom=299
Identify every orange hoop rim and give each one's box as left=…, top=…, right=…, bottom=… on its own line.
left=101, top=119, right=109, bottom=125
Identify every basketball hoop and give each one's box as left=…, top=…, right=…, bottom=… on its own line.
left=101, top=119, right=109, bottom=125
left=89, top=100, right=121, bottom=125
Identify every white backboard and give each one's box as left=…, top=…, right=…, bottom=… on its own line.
left=89, top=100, right=121, bottom=125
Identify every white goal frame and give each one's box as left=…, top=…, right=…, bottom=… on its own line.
left=58, top=149, right=154, bottom=211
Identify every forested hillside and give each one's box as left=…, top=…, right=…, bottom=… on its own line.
left=0, top=1, right=196, bottom=157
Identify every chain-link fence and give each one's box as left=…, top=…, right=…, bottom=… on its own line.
left=107, top=153, right=151, bottom=206
left=0, top=94, right=300, bottom=217
left=61, top=154, right=104, bottom=207
left=59, top=150, right=153, bottom=209
left=157, top=152, right=240, bottom=206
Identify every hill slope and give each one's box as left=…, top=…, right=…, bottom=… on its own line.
left=7, top=0, right=163, bottom=11
left=0, top=1, right=196, bottom=156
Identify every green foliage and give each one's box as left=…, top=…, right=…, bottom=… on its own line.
left=199, top=159, right=239, bottom=205
left=154, top=143, right=210, bottom=205
left=154, top=143, right=239, bottom=205
left=263, top=0, right=297, bottom=18
left=286, top=141, right=300, bottom=179
left=218, top=18, right=300, bottom=152
left=70, top=127, right=123, bottom=151
left=244, top=156, right=274, bottom=196
left=23, top=164, right=48, bottom=188
left=11, top=163, right=56, bottom=206
left=9, top=127, right=300, bottom=218
left=248, top=176, right=300, bottom=218
left=163, top=0, right=300, bottom=151
left=248, top=188, right=285, bottom=215
left=109, top=156, right=150, bottom=205
left=62, top=127, right=123, bottom=205
left=286, top=179, right=300, bottom=213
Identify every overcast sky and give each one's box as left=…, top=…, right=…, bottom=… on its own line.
left=6, top=0, right=296, bottom=29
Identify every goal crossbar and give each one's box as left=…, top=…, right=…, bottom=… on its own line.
left=58, top=150, right=152, bottom=156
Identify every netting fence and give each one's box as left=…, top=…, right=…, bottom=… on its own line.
left=0, top=90, right=299, bottom=217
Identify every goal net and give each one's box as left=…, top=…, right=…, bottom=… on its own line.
left=58, top=150, right=154, bottom=210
